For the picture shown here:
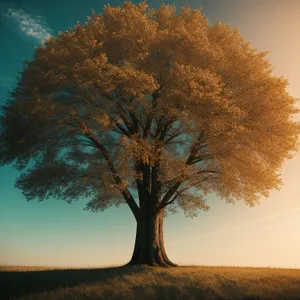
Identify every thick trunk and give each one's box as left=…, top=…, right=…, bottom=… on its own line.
left=126, top=207, right=178, bottom=267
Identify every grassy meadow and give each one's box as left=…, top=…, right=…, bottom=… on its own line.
left=1, top=264, right=300, bottom=300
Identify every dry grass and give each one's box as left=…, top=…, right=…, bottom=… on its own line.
left=1, top=264, right=300, bottom=300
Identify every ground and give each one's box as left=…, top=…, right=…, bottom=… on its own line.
left=1, top=264, right=300, bottom=299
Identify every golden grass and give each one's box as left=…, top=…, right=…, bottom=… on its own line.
left=1, top=264, right=300, bottom=300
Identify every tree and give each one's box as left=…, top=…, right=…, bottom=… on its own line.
left=0, top=1, right=299, bottom=267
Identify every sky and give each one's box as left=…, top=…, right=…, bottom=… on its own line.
left=0, top=0, right=300, bottom=269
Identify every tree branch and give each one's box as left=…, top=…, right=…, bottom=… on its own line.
left=165, top=129, right=187, bottom=144
left=110, top=116, right=131, bottom=137
left=143, top=92, right=159, bottom=138
left=74, top=114, right=140, bottom=221
left=157, top=131, right=212, bottom=211
left=163, top=175, right=218, bottom=207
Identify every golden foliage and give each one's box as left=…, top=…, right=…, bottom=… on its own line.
left=120, top=134, right=164, bottom=166
left=1, top=1, right=299, bottom=215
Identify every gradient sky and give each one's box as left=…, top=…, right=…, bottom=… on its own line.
left=0, top=0, right=299, bottom=269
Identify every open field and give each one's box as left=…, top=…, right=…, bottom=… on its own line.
left=1, top=264, right=300, bottom=300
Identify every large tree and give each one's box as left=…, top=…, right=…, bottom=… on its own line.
left=0, top=1, right=299, bottom=267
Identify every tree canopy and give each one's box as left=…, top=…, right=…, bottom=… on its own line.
left=1, top=1, right=299, bottom=220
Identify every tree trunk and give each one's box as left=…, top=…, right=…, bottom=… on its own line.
left=126, top=206, right=178, bottom=267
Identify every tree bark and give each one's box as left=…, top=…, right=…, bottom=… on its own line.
left=126, top=205, right=178, bottom=267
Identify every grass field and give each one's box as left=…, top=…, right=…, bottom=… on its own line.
left=1, top=264, right=300, bottom=299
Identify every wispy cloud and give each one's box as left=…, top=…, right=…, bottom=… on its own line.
left=1, top=8, right=53, bottom=42
left=168, top=206, right=300, bottom=246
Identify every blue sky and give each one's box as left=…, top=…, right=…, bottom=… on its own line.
left=0, top=0, right=300, bottom=268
